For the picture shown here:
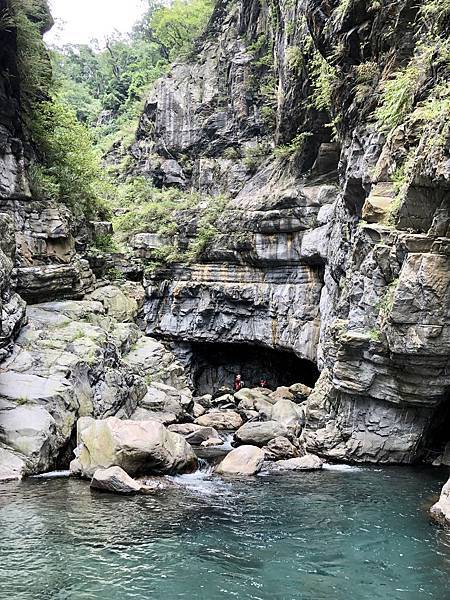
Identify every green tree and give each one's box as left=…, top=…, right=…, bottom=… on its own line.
left=30, top=100, right=109, bottom=218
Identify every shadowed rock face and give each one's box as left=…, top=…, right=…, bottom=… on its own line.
left=136, top=0, right=450, bottom=464
left=184, top=342, right=319, bottom=395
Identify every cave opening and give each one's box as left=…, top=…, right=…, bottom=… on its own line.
left=422, top=398, right=450, bottom=462
left=188, top=342, right=320, bottom=396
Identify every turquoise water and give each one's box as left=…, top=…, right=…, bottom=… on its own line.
left=0, top=465, right=449, bottom=600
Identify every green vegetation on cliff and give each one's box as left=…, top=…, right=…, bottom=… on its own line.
left=50, top=0, right=214, bottom=152
left=9, top=0, right=213, bottom=219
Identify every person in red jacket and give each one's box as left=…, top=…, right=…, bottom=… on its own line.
left=234, top=373, right=244, bottom=391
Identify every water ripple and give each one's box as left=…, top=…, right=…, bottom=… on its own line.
left=0, top=467, right=449, bottom=599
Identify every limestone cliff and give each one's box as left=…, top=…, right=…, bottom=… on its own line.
left=130, top=0, right=450, bottom=464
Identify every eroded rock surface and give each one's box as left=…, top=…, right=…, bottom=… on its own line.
left=71, top=416, right=197, bottom=478
left=0, top=285, right=194, bottom=479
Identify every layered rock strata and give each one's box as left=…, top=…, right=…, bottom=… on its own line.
left=130, top=0, right=450, bottom=465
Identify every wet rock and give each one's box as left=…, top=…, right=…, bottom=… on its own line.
left=275, top=454, right=323, bottom=471
left=70, top=416, right=197, bottom=478
left=215, top=445, right=265, bottom=476
left=430, top=478, right=450, bottom=527
left=201, top=437, right=223, bottom=447
left=90, top=466, right=142, bottom=494
left=234, top=421, right=288, bottom=446
left=263, top=437, right=301, bottom=461
left=0, top=447, right=26, bottom=482
left=195, top=410, right=243, bottom=430
left=185, top=426, right=220, bottom=446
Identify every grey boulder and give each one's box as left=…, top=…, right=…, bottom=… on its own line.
left=215, top=445, right=265, bottom=476
left=234, top=421, right=288, bottom=446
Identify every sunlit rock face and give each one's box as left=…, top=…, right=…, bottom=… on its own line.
left=136, top=0, right=450, bottom=464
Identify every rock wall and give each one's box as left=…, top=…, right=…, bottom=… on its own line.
left=0, top=0, right=95, bottom=304
left=134, top=0, right=450, bottom=464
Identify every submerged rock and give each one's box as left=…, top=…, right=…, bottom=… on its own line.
left=234, top=421, right=288, bottom=446
left=430, top=478, right=450, bottom=527
left=215, top=445, right=265, bottom=476
left=70, top=417, right=197, bottom=478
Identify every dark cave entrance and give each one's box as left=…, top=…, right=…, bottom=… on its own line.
left=421, top=398, right=450, bottom=462
left=188, top=342, right=320, bottom=396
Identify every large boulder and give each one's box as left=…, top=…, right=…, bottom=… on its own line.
left=430, top=478, right=450, bottom=527
left=195, top=410, right=243, bottom=430
left=272, top=399, right=304, bottom=429
left=128, top=382, right=192, bottom=425
left=211, top=393, right=236, bottom=409
left=236, top=389, right=273, bottom=419
left=270, top=386, right=295, bottom=403
left=0, top=405, right=56, bottom=473
left=70, top=416, right=197, bottom=478
left=0, top=447, right=26, bottom=482
left=215, top=445, right=265, bottom=476
left=185, top=426, right=220, bottom=446
left=289, top=383, right=313, bottom=403
left=234, top=421, right=288, bottom=446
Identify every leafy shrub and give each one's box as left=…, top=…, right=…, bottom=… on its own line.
left=93, top=234, right=119, bottom=253
left=29, top=99, right=110, bottom=218
left=10, top=0, right=52, bottom=117
left=309, top=51, right=338, bottom=113
left=243, top=143, right=272, bottom=171
left=285, top=47, right=303, bottom=73
left=375, top=65, right=421, bottom=131
left=274, top=132, right=312, bottom=159
left=419, top=0, right=450, bottom=29
left=113, top=177, right=201, bottom=240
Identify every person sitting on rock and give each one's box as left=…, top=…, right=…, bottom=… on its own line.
left=234, top=374, right=244, bottom=391
left=259, top=378, right=268, bottom=388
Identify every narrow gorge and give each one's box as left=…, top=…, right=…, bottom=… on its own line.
left=0, top=0, right=449, bottom=598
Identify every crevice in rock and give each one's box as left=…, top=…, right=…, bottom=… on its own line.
left=54, top=424, right=77, bottom=470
